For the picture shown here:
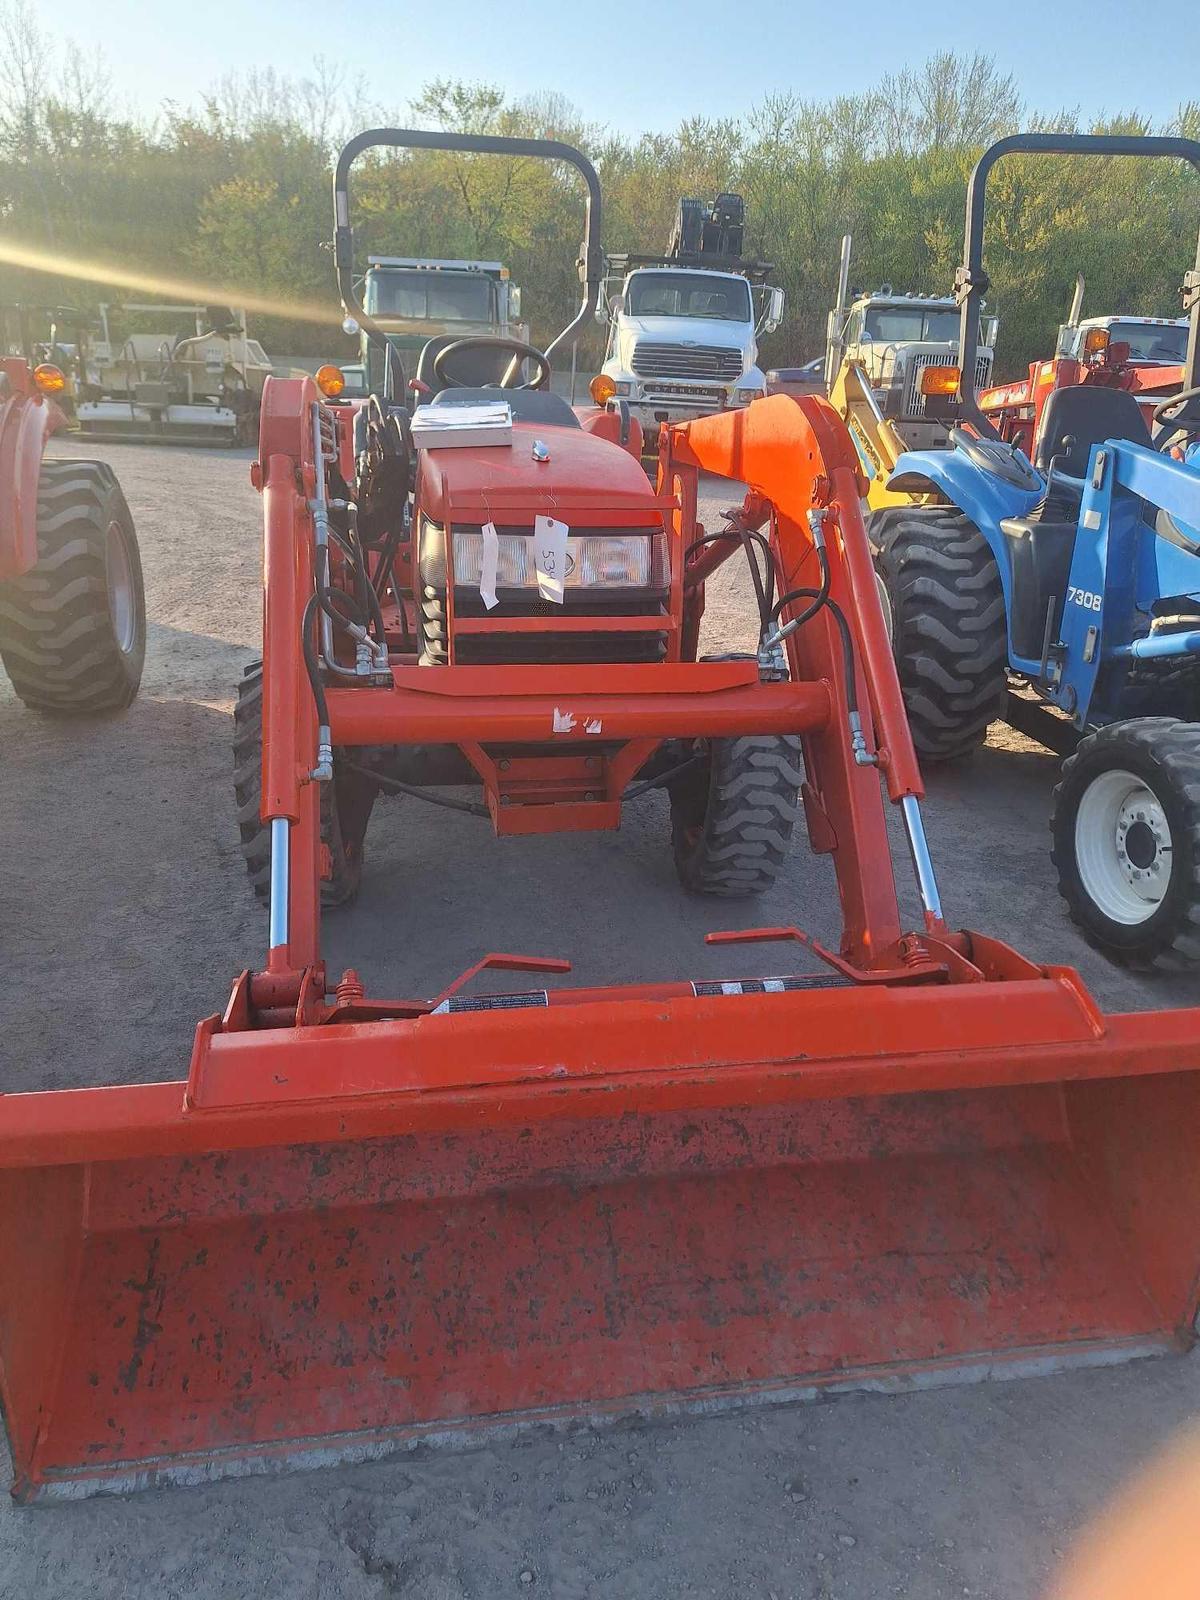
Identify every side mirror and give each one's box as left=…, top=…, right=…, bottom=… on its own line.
left=761, top=286, right=785, bottom=333
left=509, top=287, right=522, bottom=320
left=983, top=316, right=1000, bottom=349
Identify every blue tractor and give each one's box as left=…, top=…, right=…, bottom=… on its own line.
left=872, top=133, right=1200, bottom=969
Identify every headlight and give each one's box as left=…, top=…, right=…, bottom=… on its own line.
left=420, top=521, right=668, bottom=591
left=732, top=386, right=761, bottom=405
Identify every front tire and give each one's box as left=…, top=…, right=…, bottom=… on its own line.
left=670, top=734, right=803, bottom=896
left=1051, top=718, right=1200, bottom=969
left=871, top=507, right=1007, bottom=761
left=0, top=459, right=145, bottom=713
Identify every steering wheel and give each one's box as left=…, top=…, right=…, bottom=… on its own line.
left=1152, top=386, right=1200, bottom=449
left=432, top=336, right=551, bottom=392
left=948, top=426, right=1042, bottom=491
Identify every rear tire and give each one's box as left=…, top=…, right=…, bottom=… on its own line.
left=233, top=661, right=367, bottom=907
left=0, top=459, right=145, bottom=713
left=670, top=734, right=803, bottom=896
left=1051, top=718, right=1200, bottom=969
left=871, top=506, right=1007, bottom=761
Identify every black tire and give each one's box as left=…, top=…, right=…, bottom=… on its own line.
left=871, top=506, right=1007, bottom=761
left=233, top=661, right=366, bottom=908
left=1051, top=718, right=1200, bottom=970
left=0, top=459, right=145, bottom=713
left=670, top=734, right=803, bottom=896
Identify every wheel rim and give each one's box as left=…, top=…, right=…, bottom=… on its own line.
left=1074, top=767, right=1173, bottom=925
left=104, top=520, right=137, bottom=655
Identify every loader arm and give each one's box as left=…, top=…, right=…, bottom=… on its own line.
left=666, top=393, right=933, bottom=955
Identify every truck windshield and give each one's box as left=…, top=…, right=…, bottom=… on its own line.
left=626, top=272, right=752, bottom=322
left=365, top=271, right=494, bottom=322
left=863, top=306, right=960, bottom=343
left=1106, top=322, right=1188, bottom=362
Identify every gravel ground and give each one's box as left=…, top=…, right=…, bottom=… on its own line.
left=1, top=436, right=1197, bottom=1597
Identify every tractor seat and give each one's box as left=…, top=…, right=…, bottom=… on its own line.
left=1034, top=384, right=1151, bottom=478
left=431, top=386, right=581, bottom=429
left=998, top=493, right=1081, bottom=661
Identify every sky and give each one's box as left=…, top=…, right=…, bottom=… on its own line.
left=31, top=0, right=1196, bottom=137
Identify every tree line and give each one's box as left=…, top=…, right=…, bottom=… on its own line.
left=2, top=3, right=1197, bottom=379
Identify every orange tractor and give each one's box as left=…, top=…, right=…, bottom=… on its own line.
left=1, top=131, right=1199, bottom=1502
left=0, top=356, right=144, bottom=712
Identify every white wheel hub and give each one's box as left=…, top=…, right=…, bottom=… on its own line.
left=1074, top=767, right=1173, bottom=925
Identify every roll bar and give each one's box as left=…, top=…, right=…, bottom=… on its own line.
left=955, top=133, right=1200, bottom=435
left=333, top=128, right=604, bottom=398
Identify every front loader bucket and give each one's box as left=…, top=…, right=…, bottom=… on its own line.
left=3, top=969, right=1199, bottom=1501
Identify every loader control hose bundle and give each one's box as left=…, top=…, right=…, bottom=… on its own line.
left=686, top=503, right=855, bottom=710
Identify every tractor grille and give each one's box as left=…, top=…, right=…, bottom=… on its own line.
left=901, top=353, right=993, bottom=420
left=631, top=342, right=743, bottom=381
left=420, top=592, right=669, bottom=666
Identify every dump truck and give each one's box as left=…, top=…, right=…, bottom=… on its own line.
left=2, top=129, right=1199, bottom=1504
left=0, top=354, right=144, bottom=712
left=596, top=193, right=784, bottom=448
left=826, top=235, right=997, bottom=458
left=77, top=303, right=289, bottom=445
left=347, top=257, right=527, bottom=398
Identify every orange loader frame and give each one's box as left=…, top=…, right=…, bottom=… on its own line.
left=2, top=382, right=1199, bottom=1501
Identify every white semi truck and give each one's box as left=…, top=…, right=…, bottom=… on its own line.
left=597, top=195, right=784, bottom=445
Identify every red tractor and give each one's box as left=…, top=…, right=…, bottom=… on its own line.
left=233, top=130, right=819, bottom=905
left=0, top=357, right=145, bottom=712
left=979, top=285, right=1186, bottom=460
left=5, top=132, right=1200, bottom=1503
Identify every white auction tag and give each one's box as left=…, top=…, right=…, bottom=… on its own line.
left=479, top=520, right=499, bottom=610
left=533, top=515, right=569, bottom=603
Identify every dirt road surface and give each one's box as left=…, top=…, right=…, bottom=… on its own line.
left=2, top=437, right=1197, bottom=1598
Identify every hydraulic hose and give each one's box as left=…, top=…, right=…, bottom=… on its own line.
left=768, top=544, right=857, bottom=716
left=340, top=758, right=489, bottom=818
left=685, top=524, right=778, bottom=635
left=301, top=592, right=330, bottom=729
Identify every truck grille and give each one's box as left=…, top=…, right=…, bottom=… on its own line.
left=631, top=342, right=742, bottom=381
left=642, top=385, right=724, bottom=408
left=901, top=353, right=993, bottom=420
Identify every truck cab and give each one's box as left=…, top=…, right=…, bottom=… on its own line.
left=1058, top=315, right=1189, bottom=367
left=359, top=258, right=526, bottom=394
left=828, top=289, right=997, bottom=451
left=599, top=266, right=782, bottom=439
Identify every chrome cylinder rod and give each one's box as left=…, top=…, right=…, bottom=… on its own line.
left=268, top=816, right=290, bottom=950
left=901, top=795, right=943, bottom=924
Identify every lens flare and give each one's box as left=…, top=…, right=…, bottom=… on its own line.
left=0, top=239, right=340, bottom=326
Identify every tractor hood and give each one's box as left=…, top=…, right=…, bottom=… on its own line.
left=416, top=420, right=662, bottom=526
